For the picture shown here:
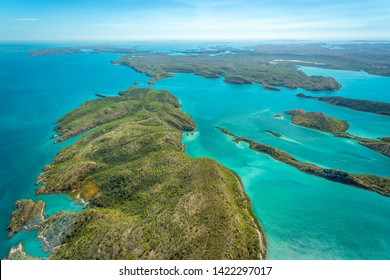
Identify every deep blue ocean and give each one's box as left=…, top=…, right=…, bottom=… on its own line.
left=0, top=43, right=389, bottom=259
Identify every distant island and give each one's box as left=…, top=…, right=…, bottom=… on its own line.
left=113, top=53, right=341, bottom=91
left=28, top=43, right=390, bottom=77
left=217, top=127, right=390, bottom=197
left=8, top=87, right=266, bottom=260
left=284, top=109, right=390, bottom=157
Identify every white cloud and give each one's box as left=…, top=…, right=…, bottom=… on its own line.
left=13, top=18, right=39, bottom=21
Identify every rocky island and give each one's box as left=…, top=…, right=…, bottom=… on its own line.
left=217, top=127, right=390, bottom=197
left=9, top=87, right=266, bottom=260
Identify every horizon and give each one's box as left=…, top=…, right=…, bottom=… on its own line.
left=1, top=0, right=390, bottom=41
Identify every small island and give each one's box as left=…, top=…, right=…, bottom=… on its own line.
left=296, top=93, right=390, bottom=116
left=284, top=109, right=349, bottom=134
left=264, top=130, right=282, bottom=137
left=217, top=127, right=390, bottom=197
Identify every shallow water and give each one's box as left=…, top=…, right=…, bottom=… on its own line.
left=155, top=72, right=390, bottom=259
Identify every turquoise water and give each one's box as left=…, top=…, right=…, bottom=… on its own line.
left=0, top=46, right=149, bottom=258
left=1, top=44, right=389, bottom=259
left=154, top=72, right=390, bottom=259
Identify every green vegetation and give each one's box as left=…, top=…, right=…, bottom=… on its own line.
left=284, top=109, right=349, bottom=134
left=33, top=87, right=265, bottom=259
left=264, top=130, right=282, bottom=137
left=217, top=127, right=390, bottom=197
left=7, top=199, right=45, bottom=237
left=296, top=93, right=390, bottom=116
left=253, top=43, right=390, bottom=77
left=29, top=43, right=390, bottom=77
left=284, top=108, right=390, bottom=157
left=113, top=53, right=341, bottom=91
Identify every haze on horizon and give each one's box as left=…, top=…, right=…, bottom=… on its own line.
left=1, top=0, right=390, bottom=41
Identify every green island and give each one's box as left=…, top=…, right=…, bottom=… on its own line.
left=284, top=109, right=349, bottom=134
left=113, top=53, right=341, bottom=91
left=284, top=109, right=390, bottom=157
left=9, top=87, right=266, bottom=260
left=296, top=93, right=390, bottom=116
left=264, top=130, right=282, bottom=137
left=7, top=199, right=45, bottom=237
left=217, top=127, right=390, bottom=197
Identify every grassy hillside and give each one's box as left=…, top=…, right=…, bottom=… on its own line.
left=33, top=87, right=265, bottom=259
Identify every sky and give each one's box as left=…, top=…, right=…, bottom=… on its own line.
left=1, top=0, right=389, bottom=41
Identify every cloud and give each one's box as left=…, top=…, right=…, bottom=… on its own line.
left=13, top=18, right=39, bottom=21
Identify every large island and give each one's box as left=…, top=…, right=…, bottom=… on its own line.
left=8, top=87, right=266, bottom=260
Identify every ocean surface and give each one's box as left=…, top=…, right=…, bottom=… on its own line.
left=0, top=43, right=389, bottom=259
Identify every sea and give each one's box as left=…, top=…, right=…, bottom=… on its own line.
left=0, top=42, right=389, bottom=259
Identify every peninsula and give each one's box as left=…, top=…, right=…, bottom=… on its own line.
left=7, top=199, right=45, bottom=237
left=217, top=127, right=390, bottom=197
left=296, top=93, right=390, bottom=116
left=9, top=87, right=266, bottom=260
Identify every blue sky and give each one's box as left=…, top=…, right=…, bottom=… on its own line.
left=1, top=0, right=389, bottom=41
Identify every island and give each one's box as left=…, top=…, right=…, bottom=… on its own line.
left=217, top=127, right=390, bottom=197
left=11, top=87, right=266, bottom=260
left=7, top=199, right=45, bottom=237
left=284, top=109, right=349, bottom=134
left=113, top=53, right=341, bottom=91
left=264, top=130, right=282, bottom=137
left=284, top=109, right=390, bottom=157
left=296, top=93, right=390, bottom=116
